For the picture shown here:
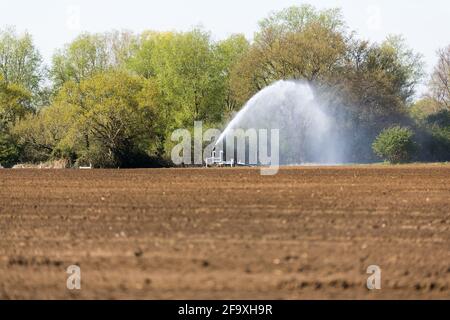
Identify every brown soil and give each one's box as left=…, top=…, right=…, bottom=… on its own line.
left=0, top=165, right=449, bottom=299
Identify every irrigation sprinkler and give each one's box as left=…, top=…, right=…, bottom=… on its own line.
left=79, top=163, right=93, bottom=170
left=205, top=148, right=234, bottom=167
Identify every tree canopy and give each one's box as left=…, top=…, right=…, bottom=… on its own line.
left=1, top=5, right=448, bottom=167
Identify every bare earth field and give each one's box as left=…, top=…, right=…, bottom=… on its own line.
left=0, top=165, right=449, bottom=299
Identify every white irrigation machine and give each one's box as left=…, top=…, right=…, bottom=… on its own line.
left=205, top=150, right=234, bottom=167
left=205, top=149, right=248, bottom=167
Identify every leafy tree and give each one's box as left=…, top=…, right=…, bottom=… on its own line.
left=51, top=31, right=137, bottom=90
left=0, top=75, right=32, bottom=132
left=107, top=30, right=138, bottom=66
left=54, top=70, right=160, bottom=167
left=215, top=34, right=249, bottom=114
left=0, top=27, right=43, bottom=96
left=126, top=30, right=163, bottom=79
left=424, top=109, right=450, bottom=128
left=0, top=132, right=19, bottom=167
left=228, top=5, right=424, bottom=163
left=372, top=126, right=417, bottom=163
left=410, top=97, right=442, bottom=121
left=426, top=126, right=450, bottom=161
left=330, top=36, right=423, bottom=162
left=230, top=5, right=348, bottom=103
left=128, top=30, right=245, bottom=155
left=13, top=103, right=79, bottom=163
left=0, top=74, right=32, bottom=172
left=258, top=5, right=345, bottom=34
left=0, top=36, right=35, bottom=166
left=0, top=5, right=441, bottom=166
left=428, top=45, right=450, bottom=110
left=150, top=29, right=225, bottom=126
left=409, top=46, right=449, bottom=122
left=125, top=31, right=172, bottom=155
left=340, top=36, right=423, bottom=120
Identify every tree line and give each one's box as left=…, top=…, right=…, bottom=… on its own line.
left=0, top=5, right=449, bottom=167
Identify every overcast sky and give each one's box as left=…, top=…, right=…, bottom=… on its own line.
left=1, top=0, right=449, bottom=92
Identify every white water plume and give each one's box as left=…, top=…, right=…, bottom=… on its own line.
left=215, top=80, right=345, bottom=165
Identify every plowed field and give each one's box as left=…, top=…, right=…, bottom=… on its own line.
left=0, top=165, right=449, bottom=299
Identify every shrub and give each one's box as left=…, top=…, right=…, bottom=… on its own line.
left=414, top=110, right=450, bottom=162
left=0, top=132, right=19, bottom=167
left=372, top=126, right=417, bottom=163
left=425, top=110, right=450, bottom=127
left=425, top=126, right=450, bottom=161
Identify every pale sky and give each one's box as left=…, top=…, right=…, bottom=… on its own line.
left=1, top=0, right=449, bottom=93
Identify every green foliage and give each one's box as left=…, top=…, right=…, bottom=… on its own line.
left=126, top=30, right=161, bottom=78
left=150, top=29, right=225, bottom=125
left=13, top=103, right=78, bottom=163
left=126, top=29, right=246, bottom=157
left=0, top=28, right=41, bottom=167
left=258, top=5, right=345, bottom=36
left=0, top=27, right=43, bottom=95
left=231, top=4, right=348, bottom=103
left=0, top=132, right=19, bottom=167
left=215, top=34, right=250, bottom=114
left=228, top=5, right=424, bottom=163
left=0, top=5, right=445, bottom=167
left=0, top=76, right=32, bottom=130
left=372, top=126, right=417, bottom=163
left=412, top=109, right=450, bottom=162
left=424, top=126, right=450, bottom=161
left=14, top=70, right=161, bottom=168
left=409, top=97, right=442, bottom=122
left=380, top=35, right=424, bottom=102
left=51, top=31, right=137, bottom=90
left=54, top=70, right=160, bottom=167
left=425, top=110, right=450, bottom=127
left=338, top=36, right=423, bottom=126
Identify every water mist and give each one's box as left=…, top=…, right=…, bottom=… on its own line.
left=215, top=80, right=345, bottom=165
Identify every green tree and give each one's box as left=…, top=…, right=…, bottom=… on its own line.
left=413, top=45, right=450, bottom=118
left=410, top=97, right=442, bottom=121
left=54, top=70, right=160, bottom=167
left=0, top=132, right=19, bottom=167
left=372, top=126, right=417, bottom=163
left=230, top=5, right=348, bottom=103
left=215, top=34, right=249, bottom=114
left=328, top=36, right=423, bottom=162
left=0, top=75, right=32, bottom=131
left=51, top=31, right=137, bottom=90
left=339, top=36, right=423, bottom=122
left=0, top=27, right=43, bottom=94
left=150, top=29, right=225, bottom=126
left=13, top=103, right=79, bottom=163
left=258, top=5, right=345, bottom=34
left=126, top=30, right=164, bottom=79
left=0, top=31, right=36, bottom=166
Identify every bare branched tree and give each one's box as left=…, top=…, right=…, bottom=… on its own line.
left=429, top=45, right=450, bottom=110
